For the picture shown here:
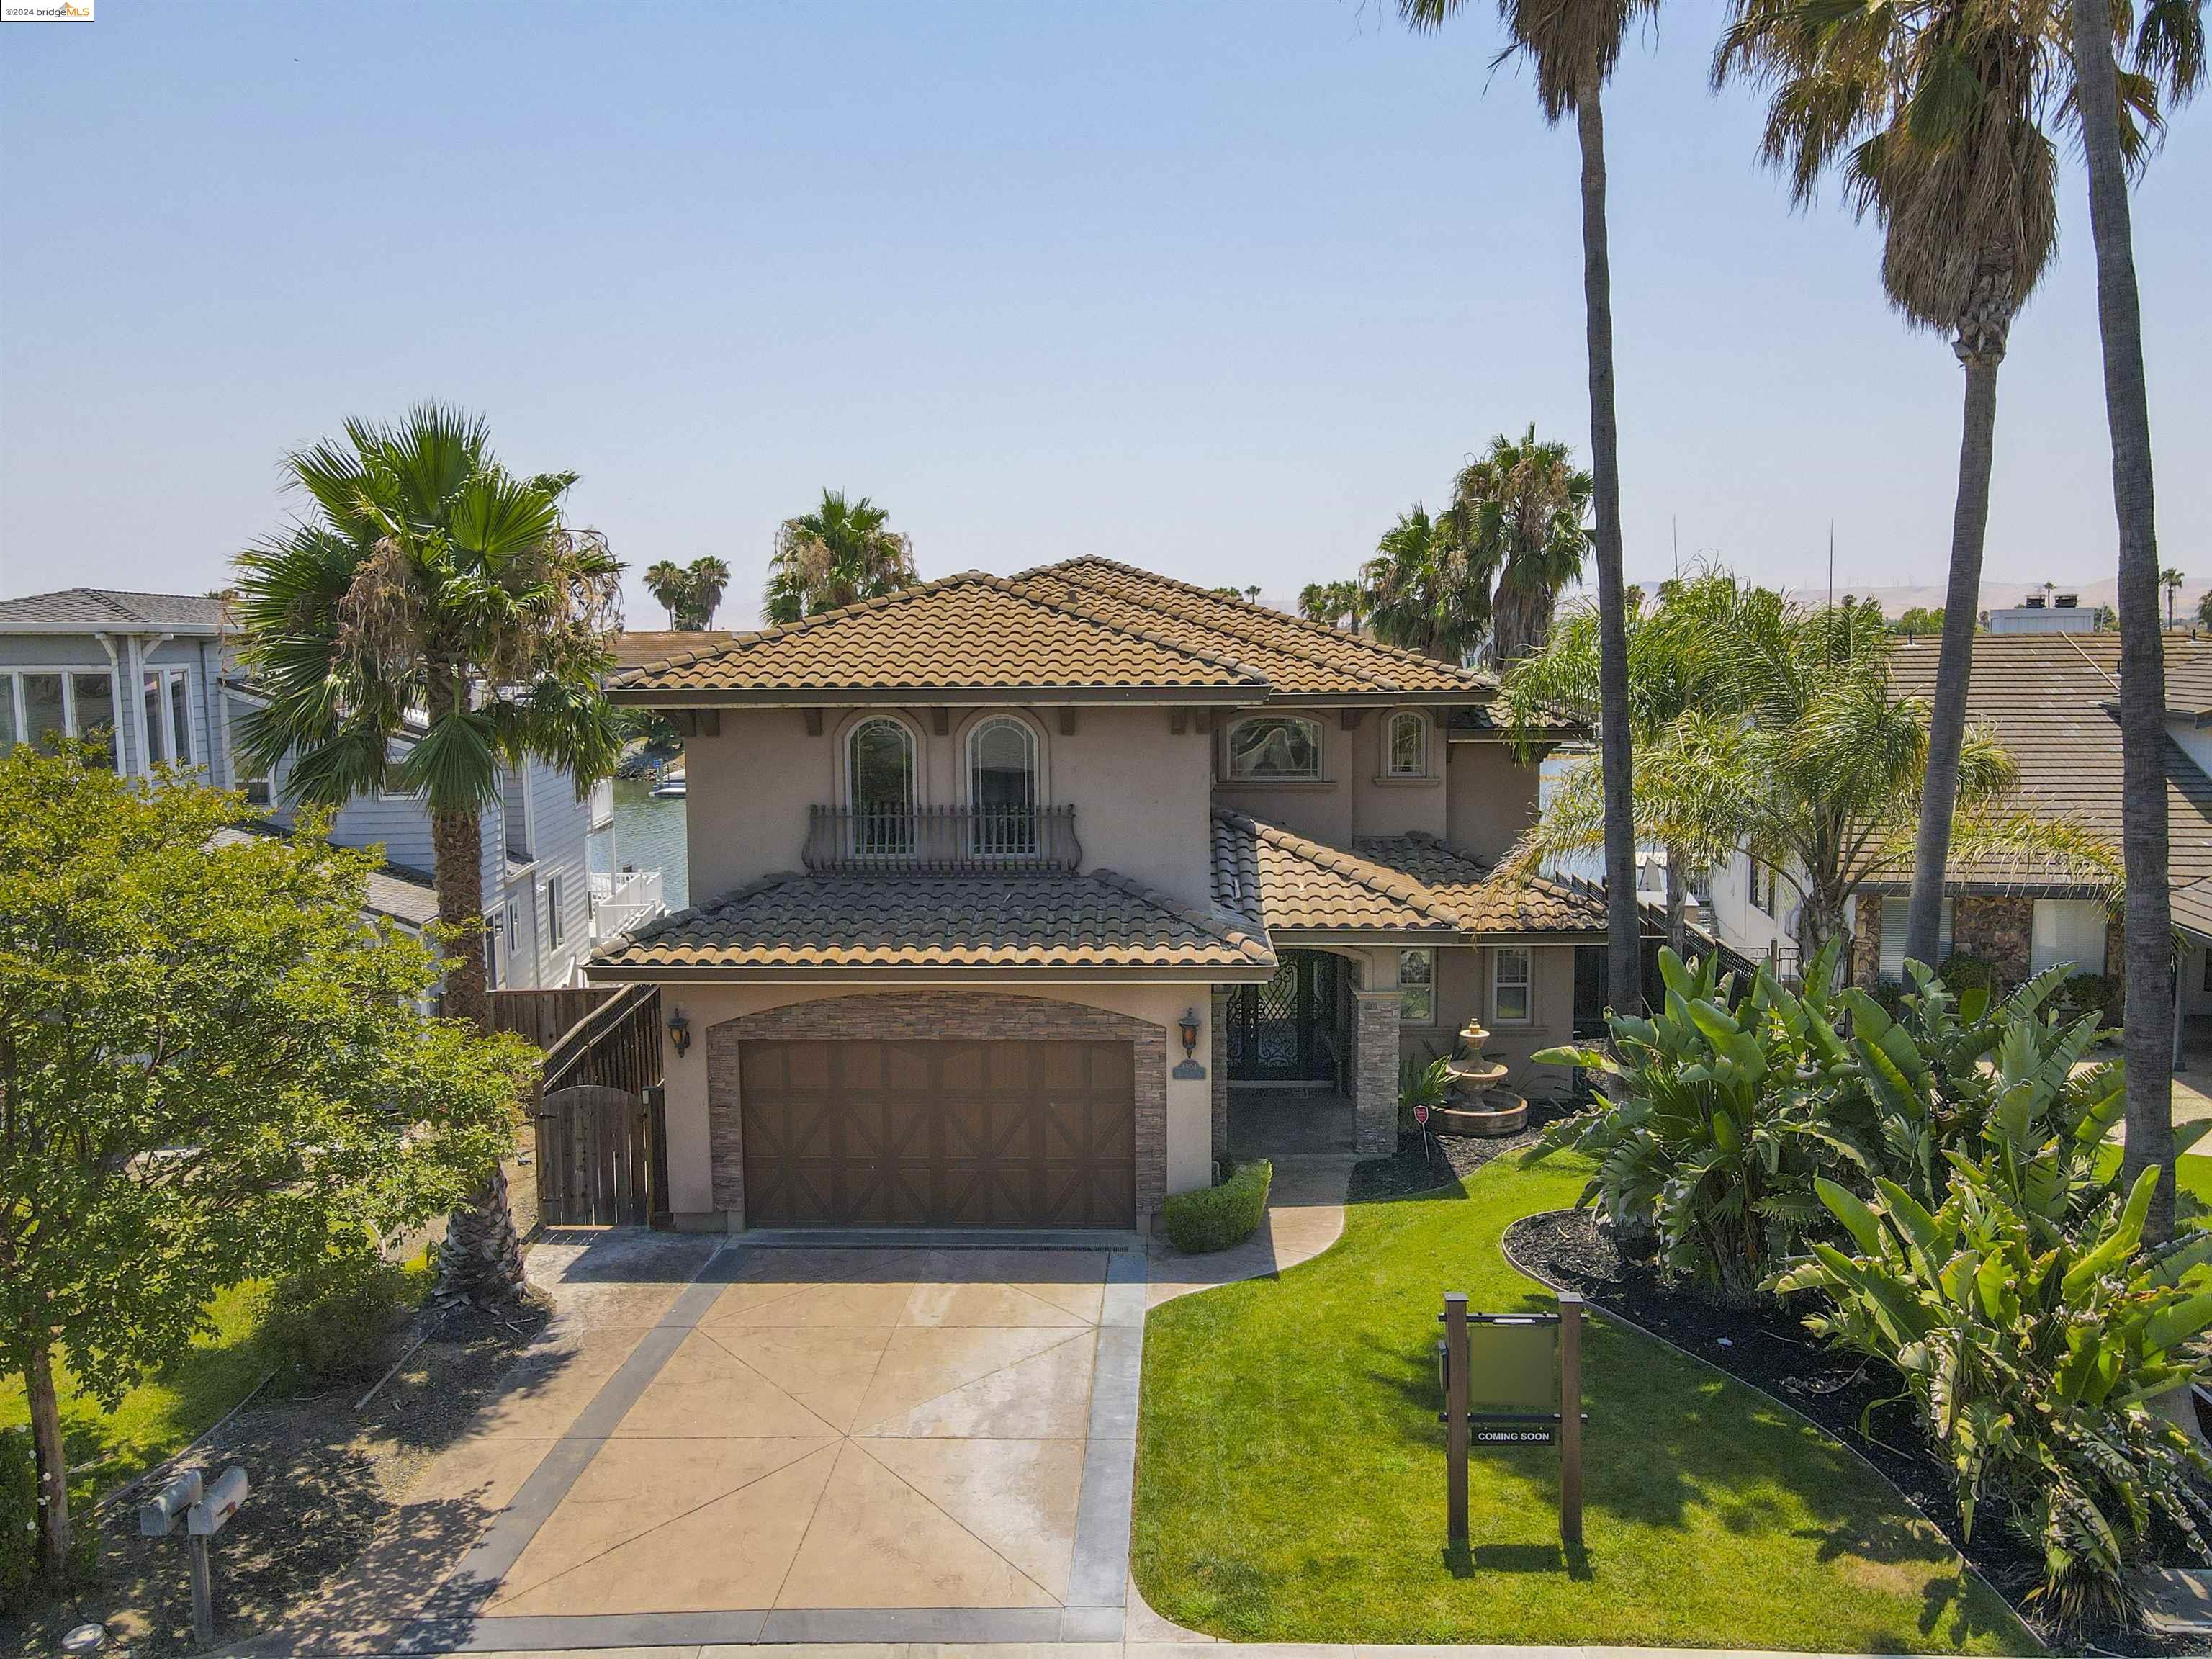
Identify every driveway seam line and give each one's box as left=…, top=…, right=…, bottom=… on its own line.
left=846, top=1436, right=1065, bottom=1606
left=762, top=1295, right=903, bottom=1611
left=846, top=1325, right=1094, bottom=1436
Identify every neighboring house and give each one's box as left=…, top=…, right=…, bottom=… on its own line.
left=1987, top=594, right=2099, bottom=634
left=0, top=585, right=649, bottom=989
left=589, top=558, right=1614, bottom=1236
left=1701, top=635, right=2212, bottom=1020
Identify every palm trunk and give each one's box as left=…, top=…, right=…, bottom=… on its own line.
left=1664, top=846, right=1689, bottom=958
left=26, top=1341, right=73, bottom=1581
left=2071, top=0, right=2175, bottom=1243
left=1578, top=78, right=1640, bottom=1015
left=1905, top=344, right=2005, bottom=966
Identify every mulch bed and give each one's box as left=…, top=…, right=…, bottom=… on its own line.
left=1503, top=1205, right=2200, bottom=1658
left=2, top=1295, right=549, bottom=1659
left=1349, top=1101, right=1566, bottom=1203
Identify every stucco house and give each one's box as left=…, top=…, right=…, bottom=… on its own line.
left=589, top=558, right=1615, bottom=1236
left=0, top=585, right=643, bottom=989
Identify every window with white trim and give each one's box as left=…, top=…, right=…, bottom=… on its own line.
left=967, top=715, right=1038, bottom=855
left=1, top=668, right=118, bottom=767
left=1879, top=896, right=1953, bottom=982
left=1226, top=715, right=1322, bottom=780
left=848, top=715, right=917, bottom=855
left=2031, top=899, right=2108, bottom=976
left=1491, top=946, right=1533, bottom=1025
left=142, top=667, right=194, bottom=767
left=1398, top=948, right=1436, bottom=1025
left=547, top=875, right=565, bottom=950
left=1385, top=711, right=1428, bottom=778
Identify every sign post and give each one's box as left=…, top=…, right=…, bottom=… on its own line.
left=1559, top=1292, right=1583, bottom=1547
left=1443, top=1292, right=1469, bottom=1545
left=1438, top=1293, right=1587, bottom=1549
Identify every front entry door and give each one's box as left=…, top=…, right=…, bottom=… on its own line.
left=1226, top=950, right=1341, bottom=1083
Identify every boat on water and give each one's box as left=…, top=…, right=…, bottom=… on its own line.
left=649, top=769, right=687, bottom=799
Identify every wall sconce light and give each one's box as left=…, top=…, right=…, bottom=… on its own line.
left=667, top=1007, right=692, bottom=1059
left=1177, top=1007, right=1201, bottom=1061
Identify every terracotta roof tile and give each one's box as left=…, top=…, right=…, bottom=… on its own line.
left=609, top=572, right=1265, bottom=700
left=1355, top=831, right=1618, bottom=936
left=1211, top=810, right=1463, bottom=937
left=593, top=867, right=1275, bottom=972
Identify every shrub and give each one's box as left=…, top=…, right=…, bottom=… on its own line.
left=2055, top=971, right=2121, bottom=1030
left=261, top=1234, right=412, bottom=1390
left=1398, top=1055, right=1451, bottom=1134
left=1935, top=950, right=1997, bottom=994
left=0, top=1424, right=91, bottom=1611
left=1779, top=1164, right=2212, bottom=1622
left=1164, top=1159, right=1272, bottom=1254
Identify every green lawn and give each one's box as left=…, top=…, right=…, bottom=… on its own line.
left=1132, top=1153, right=2041, bottom=1654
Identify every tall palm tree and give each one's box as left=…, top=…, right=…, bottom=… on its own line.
left=644, top=559, right=689, bottom=628
left=1401, top=0, right=1655, bottom=1014
left=2067, top=0, right=2203, bottom=1244
left=765, top=490, right=918, bottom=624
left=1718, top=0, right=2077, bottom=980
left=1298, top=578, right=1366, bottom=631
left=1505, top=585, right=2116, bottom=966
left=1447, top=423, right=1593, bottom=665
left=688, top=556, right=732, bottom=628
left=231, top=405, right=624, bottom=1300
left=2164, top=567, right=2186, bottom=629
left=1359, top=504, right=1489, bottom=662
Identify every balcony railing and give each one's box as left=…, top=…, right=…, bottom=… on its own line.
left=590, top=866, right=667, bottom=943
left=804, top=804, right=1081, bottom=876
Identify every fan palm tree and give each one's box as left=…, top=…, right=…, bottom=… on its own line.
left=1503, top=587, right=2116, bottom=968
left=2067, top=0, right=2203, bottom=1243
left=765, top=490, right=917, bottom=624
left=687, top=556, right=732, bottom=628
left=2164, top=567, right=2186, bottom=629
left=644, top=559, right=690, bottom=628
left=230, top=404, right=624, bottom=1300
left=1298, top=579, right=1366, bottom=631
left=1400, top=0, right=1654, bottom=1014
left=1447, top=424, right=1593, bottom=665
left=1359, top=505, right=1489, bottom=663
left=1717, top=0, right=2086, bottom=984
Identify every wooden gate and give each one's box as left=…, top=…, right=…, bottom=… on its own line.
left=536, top=1084, right=658, bottom=1226
left=527, top=983, right=670, bottom=1227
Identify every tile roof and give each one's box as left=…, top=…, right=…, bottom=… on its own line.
left=1356, top=831, right=1621, bottom=936
left=593, top=867, right=1276, bottom=975
left=610, top=559, right=1508, bottom=705
left=211, top=824, right=441, bottom=928
left=1211, top=810, right=1464, bottom=938
left=610, top=629, right=736, bottom=670
left=1883, top=635, right=2212, bottom=896
left=0, top=588, right=230, bottom=634
left=609, top=572, right=1264, bottom=701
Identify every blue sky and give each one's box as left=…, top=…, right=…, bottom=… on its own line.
left=3, top=0, right=2205, bottom=629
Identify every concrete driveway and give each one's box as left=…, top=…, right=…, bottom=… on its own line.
left=377, top=1236, right=1145, bottom=1651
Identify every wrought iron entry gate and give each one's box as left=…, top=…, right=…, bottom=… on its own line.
left=1226, top=949, right=1341, bottom=1083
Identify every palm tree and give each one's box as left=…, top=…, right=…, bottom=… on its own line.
left=765, top=490, right=918, bottom=624
left=1501, top=570, right=1739, bottom=953
left=1504, top=586, right=2116, bottom=968
left=644, top=559, right=689, bottom=628
left=1447, top=423, right=1593, bottom=665
left=1298, top=579, right=1365, bottom=631
left=1400, top=0, right=1653, bottom=1014
left=1359, top=505, right=1488, bottom=663
left=2067, top=0, right=2203, bottom=1244
left=688, top=556, right=732, bottom=628
left=1718, top=0, right=2077, bottom=984
left=230, top=405, right=624, bottom=1301
left=2164, top=567, right=2186, bottom=629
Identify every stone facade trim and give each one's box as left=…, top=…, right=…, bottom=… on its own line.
left=1350, top=986, right=1401, bottom=1155
left=703, top=989, right=1169, bottom=1231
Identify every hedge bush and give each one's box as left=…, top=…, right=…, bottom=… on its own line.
left=0, top=1424, right=91, bottom=1611
left=1164, top=1159, right=1272, bottom=1254
left=261, top=1236, right=411, bottom=1390
left=1935, top=950, right=1997, bottom=993
left=2056, top=970, right=2121, bottom=1030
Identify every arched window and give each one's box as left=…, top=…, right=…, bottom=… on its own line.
left=1226, top=715, right=1322, bottom=780
left=968, top=715, right=1038, bottom=855
left=848, top=716, right=916, bottom=855
left=1385, top=711, right=1429, bottom=778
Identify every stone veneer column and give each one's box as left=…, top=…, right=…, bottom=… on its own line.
left=1851, top=896, right=1884, bottom=989
left=1210, top=987, right=1231, bottom=1164
left=1954, top=895, right=2033, bottom=983
left=1351, top=988, right=1401, bottom=1156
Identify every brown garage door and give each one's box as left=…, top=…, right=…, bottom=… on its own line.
left=739, top=1038, right=1136, bottom=1228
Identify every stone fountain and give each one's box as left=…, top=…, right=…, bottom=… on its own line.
left=1429, top=1014, right=1528, bottom=1137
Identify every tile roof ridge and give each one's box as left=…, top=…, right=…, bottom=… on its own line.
left=609, top=571, right=1004, bottom=683
left=1029, top=555, right=1501, bottom=691
left=1087, top=865, right=1276, bottom=963
left=1233, top=811, right=1460, bottom=922
left=993, top=576, right=1271, bottom=685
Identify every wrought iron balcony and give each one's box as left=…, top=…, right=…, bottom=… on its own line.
left=803, top=804, right=1082, bottom=876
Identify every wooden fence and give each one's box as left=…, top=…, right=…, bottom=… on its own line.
left=490, top=986, right=619, bottom=1048
left=514, top=984, right=670, bottom=1228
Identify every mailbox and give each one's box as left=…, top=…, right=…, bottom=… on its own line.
left=138, top=1470, right=203, bottom=1538
left=187, top=1467, right=250, bottom=1537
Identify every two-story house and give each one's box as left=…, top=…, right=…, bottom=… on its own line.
left=0, top=585, right=645, bottom=989
left=590, top=559, right=1611, bottom=1236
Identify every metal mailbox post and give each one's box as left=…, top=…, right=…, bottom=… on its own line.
left=1437, top=1291, right=1585, bottom=1547
left=140, top=1465, right=250, bottom=1646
